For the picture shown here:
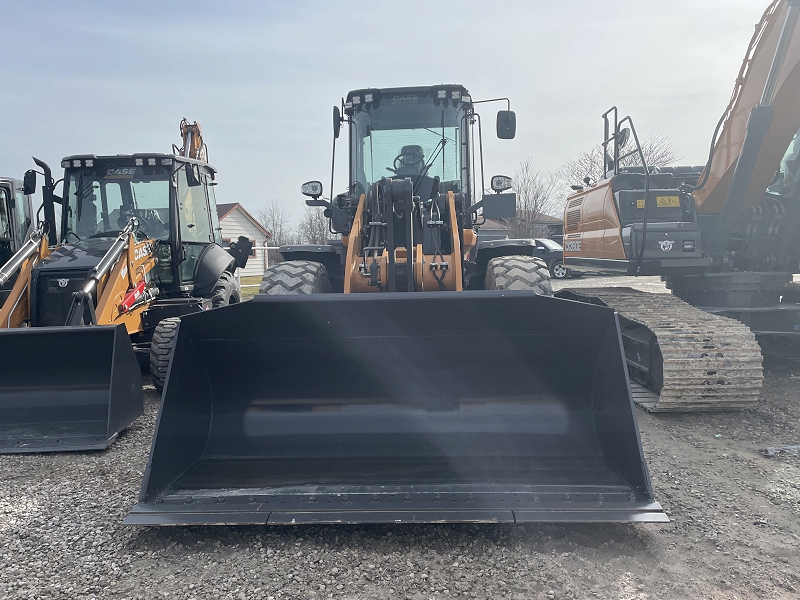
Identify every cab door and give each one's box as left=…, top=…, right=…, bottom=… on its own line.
left=176, top=167, right=215, bottom=286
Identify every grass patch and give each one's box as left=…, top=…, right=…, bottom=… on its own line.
left=239, top=275, right=262, bottom=300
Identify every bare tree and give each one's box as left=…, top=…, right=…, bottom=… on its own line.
left=296, top=206, right=330, bottom=245
left=559, top=133, right=679, bottom=193
left=256, top=200, right=296, bottom=246
left=506, top=158, right=560, bottom=239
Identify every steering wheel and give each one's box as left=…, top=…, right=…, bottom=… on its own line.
left=118, top=209, right=165, bottom=237
left=392, top=152, right=425, bottom=174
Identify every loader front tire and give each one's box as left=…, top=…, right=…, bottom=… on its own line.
left=211, top=271, right=241, bottom=307
left=150, top=317, right=181, bottom=393
left=484, top=255, right=553, bottom=295
left=259, top=260, right=331, bottom=295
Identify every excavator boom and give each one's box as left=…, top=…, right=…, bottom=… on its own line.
left=694, top=0, right=800, bottom=214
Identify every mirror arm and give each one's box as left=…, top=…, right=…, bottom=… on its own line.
left=305, top=197, right=348, bottom=221
left=472, top=97, right=511, bottom=111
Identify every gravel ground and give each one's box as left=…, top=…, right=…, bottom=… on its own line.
left=2, top=275, right=800, bottom=599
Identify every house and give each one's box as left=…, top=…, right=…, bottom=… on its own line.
left=216, top=203, right=272, bottom=278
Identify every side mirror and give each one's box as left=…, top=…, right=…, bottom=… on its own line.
left=333, top=106, right=341, bottom=139
left=491, top=175, right=513, bottom=192
left=496, top=110, right=516, bottom=140
left=23, top=170, right=36, bottom=195
left=301, top=181, right=323, bottom=200
left=617, top=127, right=631, bottom=150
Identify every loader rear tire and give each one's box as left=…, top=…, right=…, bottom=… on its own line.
left=484, top=255, right=553, bottom=295
left=259, top=260, right=331, bottom=295
left=150, top=317, right=181, bottom=393
left=211, top=271, right=240, bottom=307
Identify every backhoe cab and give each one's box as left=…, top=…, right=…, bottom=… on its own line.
left=0, top=177, right=34, bottom=302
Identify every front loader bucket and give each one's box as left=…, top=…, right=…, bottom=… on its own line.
left=127, top=292, right=667, bottom=526
left=0, top=325, right=143, bottom=453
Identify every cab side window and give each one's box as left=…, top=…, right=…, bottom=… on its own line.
left=14, top=191, right=31, bottom=243
left=177, top=168, right=212, bottom=244
left=0, top=188, right=10, bottom=240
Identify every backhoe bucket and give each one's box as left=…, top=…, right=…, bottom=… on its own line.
left=0, top=325, right=143, bottom=453
left=127, top=292, right=667, bottom=525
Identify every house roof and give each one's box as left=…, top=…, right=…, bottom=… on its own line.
left=216, top=203, right=272, bottom=239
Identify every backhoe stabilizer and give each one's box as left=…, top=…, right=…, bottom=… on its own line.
left=127, top=292, right=666, bottom=525
left=0, top=325, right=143, bottom=453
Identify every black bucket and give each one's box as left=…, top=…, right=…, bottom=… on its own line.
left=0, top=325, right=143, bottom=453
left=126, top=292, right=667, bottom=525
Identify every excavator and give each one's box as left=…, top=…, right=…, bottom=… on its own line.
left=0, top=120, right=251, bottom=453
left=558, top=0, right=800, bottom=411
left=127, top=85, right=668, bottom=526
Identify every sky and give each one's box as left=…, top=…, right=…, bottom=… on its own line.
left=1, top=0, right=766, bottom=224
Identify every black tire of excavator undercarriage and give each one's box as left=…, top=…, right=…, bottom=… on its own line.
left=149, top=317, right=181, bottom=394
left=483, top=255, right=553, bottom=296
left=211, top=271, right=241, bottom=307
left=259, top=260, right=332, bottom=295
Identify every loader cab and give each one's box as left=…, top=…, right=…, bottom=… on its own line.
left=58, top=154, right=221, bottom=297
left=347, top=86, right=471, bottom=203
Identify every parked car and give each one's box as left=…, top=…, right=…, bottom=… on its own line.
left=531, top=238, right=582, bottom=279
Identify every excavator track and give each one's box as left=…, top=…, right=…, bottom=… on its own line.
left=556, top=288, right=763, bottom=412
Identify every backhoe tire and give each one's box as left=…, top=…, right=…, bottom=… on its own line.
left=259, top=260, right=331, bottom=295
left=150, top=317, right=181, bottom=393
left=484, top=255, right=553, bottom=295
left=211, top=271, right=241, bottom=307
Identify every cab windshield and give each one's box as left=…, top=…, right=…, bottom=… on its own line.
left=62, top=164, right=171, bottom=242
left=350, top=96, right=466, bottom=197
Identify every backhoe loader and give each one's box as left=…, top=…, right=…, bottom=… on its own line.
left=127, top=86, right=667, bottom=526
left=558, top=0, right=800, bottom=411
left=0, top=121, right=251, bottom=453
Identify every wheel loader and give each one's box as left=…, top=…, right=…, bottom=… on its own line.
left=557, top=0, right=800, bottom=411
left=0, top=121, right=251, bottom=453
left=127, top=86, right=666, bottom=526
